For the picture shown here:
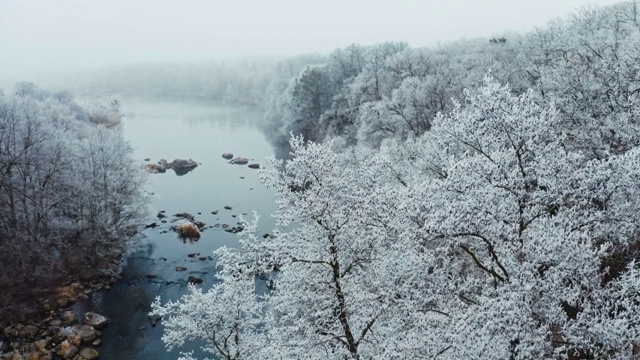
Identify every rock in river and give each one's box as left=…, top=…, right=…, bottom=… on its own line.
left=74, top=324, right=97, bottom=342
left=170, top=159, right=198, bottom=175
left=83, top=312, right=110, bottom=330
left=229, top=157, right=248, bottom=165
left=170, top=158, right=198, bottom=170
left=222, top=153, right=234, bottom=159
left=248, top=163, right=260, bottom=169
left=61, top=310, right=78, bottom=324
left=79, top=347, right=100, bottom=360
left=18, top=324, right=39, bottom=338
left=149, top=315, right=161, bottom=327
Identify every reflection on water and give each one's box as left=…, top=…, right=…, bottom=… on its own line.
left=90, top=97, right=276, bottom=360
left=171, top=167, right=196, bottom=176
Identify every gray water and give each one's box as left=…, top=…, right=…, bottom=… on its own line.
left=90, top=97, right=277, bottom=359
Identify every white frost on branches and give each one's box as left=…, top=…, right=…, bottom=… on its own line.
left=152, top=75, right=640, bottom=359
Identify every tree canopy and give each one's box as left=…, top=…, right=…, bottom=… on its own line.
left=152, top=2, right=640, bottom=359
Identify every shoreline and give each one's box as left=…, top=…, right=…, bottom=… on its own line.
left=0, top=228, right=143, bottom=360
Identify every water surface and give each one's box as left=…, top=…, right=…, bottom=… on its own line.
left=91, top=97, right=276, bottom=359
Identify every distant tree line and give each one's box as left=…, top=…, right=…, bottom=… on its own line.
left=68, top=60, right=281, bottom=106
left=259, top=1, right=640, bottom=155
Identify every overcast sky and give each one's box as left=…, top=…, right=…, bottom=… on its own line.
left=0, top=0, right=624, bottom=81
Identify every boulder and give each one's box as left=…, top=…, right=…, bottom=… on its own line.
left=170, top=159, right=198, bottom=176
left=61, top=311, right=78, bottom=324
left=224, top=226, right=244, bottom=234
left=18, top=325, right=39, bottom=338
left=170, top=159, right=198, bottom=170
left=175, top=266, right=187, bottom=272
left=187, top=276, right=203, bottom=284
left=3, top=326, right=17, bottom=338
left=49, top=319, right=62, bottom=328
left=221, top=153, right=233, bottom=159
left=74, top=325, right=97, bottom=343
left=247, top=164, right=260, bottom=169
left=158, top=159, right=170, bottom=169
left=230, top=157, right=248, bottom=165
left=34, top=339, right=48, bottom=352
left=83, top=312, right=110, bottom=330
left=78, top=347, right=100, bottom=360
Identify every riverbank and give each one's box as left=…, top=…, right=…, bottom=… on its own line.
left=0, top=228, right=141, bottom=360
left=1, top=97, right=277, bottom=359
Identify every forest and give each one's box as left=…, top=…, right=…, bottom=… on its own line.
left=0, top=83, right=147, bottom=320
left=1, top=0, right=640, bottom=359
left=150, top=2, right=640, bottom=359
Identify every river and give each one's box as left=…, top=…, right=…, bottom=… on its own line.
left=88, top=97, right=277, bottom=359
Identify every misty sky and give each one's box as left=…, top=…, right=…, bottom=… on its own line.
left=0, top=0, right=623, bottom=80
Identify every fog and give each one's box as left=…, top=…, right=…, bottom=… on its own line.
left=0, top=0, right=623, bottom=83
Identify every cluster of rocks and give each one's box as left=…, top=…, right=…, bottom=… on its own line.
left=222, top=153, right=260, bottom=169
left=0, top=248, right=126, bottom=360
left=1, top=310, right=109, bottom=360
left=145, top=212, right=215, bottom=239
left=144, top=158, right=199, bottom=175
left=170, top=254, right=217, bottom=285
left=147, top=209, right=255, bottom=238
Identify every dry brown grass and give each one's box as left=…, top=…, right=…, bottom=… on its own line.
left=26, top=351, right=49, bottom=360
left=67, top=335, right=81, bottom=347
left=56, top=285, right=77, bottom=302
left=175, top=221, right=201, bottom=239
left=144, top=163, right=165, bottom=173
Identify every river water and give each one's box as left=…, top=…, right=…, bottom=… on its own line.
left=89, top=97, right=277, bottom=359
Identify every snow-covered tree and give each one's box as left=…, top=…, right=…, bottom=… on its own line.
left=0, top=83, right=147, bottom=320
left=153, top=76, right=640, bottom=359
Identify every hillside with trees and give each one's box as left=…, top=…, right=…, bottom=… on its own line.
left=152, top=2, right=640, bottom=359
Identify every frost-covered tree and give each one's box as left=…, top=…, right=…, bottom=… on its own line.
left=0, top=83, right=147, bottom=320
left=421, top=77, right=640, bottom=358
left=153, top=77, right=640, bottom=359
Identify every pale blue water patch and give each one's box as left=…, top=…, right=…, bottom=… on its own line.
left=90, top=97, right=277, bottom=360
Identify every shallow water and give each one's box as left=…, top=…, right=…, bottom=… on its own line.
left=90, top=97, right=276, bottom=359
